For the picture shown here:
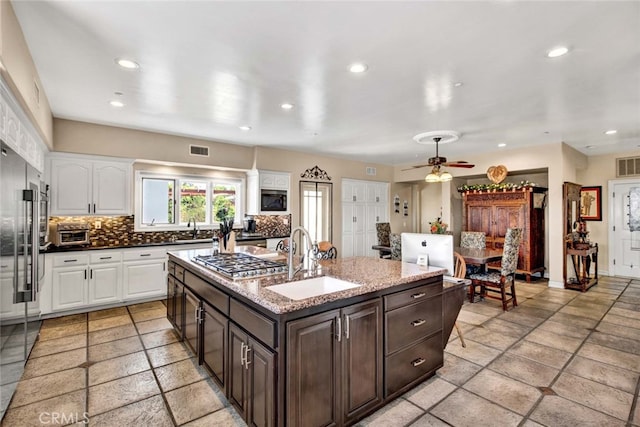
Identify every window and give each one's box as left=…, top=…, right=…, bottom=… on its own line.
left=136, top=171, right=243, bottom=231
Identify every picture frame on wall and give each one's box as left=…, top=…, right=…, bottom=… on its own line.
left=580, top=186, right=602, bottom=221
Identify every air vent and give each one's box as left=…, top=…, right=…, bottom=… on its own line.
left=617, top=156, right=640, bottom=177
left=366, top=167, right=377, bottom=176
left=189, top=145, right=209, bottom=157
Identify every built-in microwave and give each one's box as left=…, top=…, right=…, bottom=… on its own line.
left=260, top=189, right=287, bottom=212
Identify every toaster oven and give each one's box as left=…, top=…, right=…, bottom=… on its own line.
left=49, top=222, right=90, bottom=247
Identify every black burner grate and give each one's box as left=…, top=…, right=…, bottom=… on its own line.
left=192, top=253, right=287, bottom=279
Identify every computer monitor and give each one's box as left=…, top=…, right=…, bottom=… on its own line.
left=401, top=233, right=454, bottom=276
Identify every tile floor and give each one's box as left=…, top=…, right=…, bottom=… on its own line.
left=2, top=276, right=640, bottom=426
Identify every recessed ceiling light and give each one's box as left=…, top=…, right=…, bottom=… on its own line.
left=281, top=103, right=294, bottom=110
left=453, top=82, right=463, bottom=87
left=547, top=46, right=569, bottom=58
left=498, top=143, right=507, bottom=148
left=109, top=100, right=125, bottom=108
left=604, top=129, right=617, bottom=135
left=349, top=63, right=368, bottom=73
left=239, top=126, right=252, bottom=131
left=115, top=58, right=140, bottom=69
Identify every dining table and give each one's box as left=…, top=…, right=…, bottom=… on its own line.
left=455, top=246, right=503, bottom=302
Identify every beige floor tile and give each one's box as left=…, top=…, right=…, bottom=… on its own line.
left=596, top=321, right=640, bottom=341
left=507, top=340, right=572, bottom=369
left=552, top=372, right=633, bottom=421
left=359, top=398, right=423, bottom=427
left=578, top=342, right=640, bottom=373
left=455, top=310, right=492, bottom=326
left=519, top=298, right=564, bottom=312
left=135, top=317, right=174, bottom=335
left=10, top=368, right=86, bottom=407
left=127, top=300, right=165, bottom=313
left=88, top=351, right=151, bottom=386
left=164, top=380, right=224, bottom=425
left=463, top=369, right=541, bottom=415
left=460, top=301, right=502, bottom=317
left=530, top=395, right=626, bottom=427
left=408, top=413, right=450, bottom=427
left=88, top=306, right=129, bottom=321
left=154, top=358, right=209, bottom=392
left=436, top=353, right=482, bottom=386
left=548, top=312, right=599, bottom=329
left=88, top=324, right=137, bottom=346
left=88, top=370, right=160, bottom=416
left=525, top=328, right=584, bottom=353
left=131, top=307, right=167, bottom=323
left=88, top=314, right=133, bottom=332
left=536, top=319, right=592, bottom=340
left=463, top=326, right=520, bottom=351
left=430, top=388, right=522, bottom=427
left=89, top=394, right=173, bottom=427
left=565, top=355, right=639, bottom=394
left=404, top=377, right=456, bottom=410
left=38, top=322, right=87, bottom=341
left=588, top=331, right=640, bottom=355
left=497, top=311, right=546, bottom=328
left=182, top=407, right=246, bottom=426
left=40, top=313, right=87, bottom=330
left=22, top=348, right=86, bottom=379
left=30, top=333, right=87, bottom=358
left=1, top=390, right=86, bottom=426
left=482, top=318, right=532, bottom=338
left=140, top=329, right=180, bottom=349
left=88, top=335, right=143, bottom=362
left=445, top=337, right=502, bottom=366
left=147, top=342, right=192, bottom=368
left=488, top=353, right=559, bottom=388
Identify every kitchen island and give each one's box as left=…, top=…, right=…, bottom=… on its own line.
left=167, top=248, right=464, bottom=427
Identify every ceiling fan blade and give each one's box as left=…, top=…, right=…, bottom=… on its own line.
left=443, top=161, right=475, bottom=168
left=401, top=164, right=430, bottom=171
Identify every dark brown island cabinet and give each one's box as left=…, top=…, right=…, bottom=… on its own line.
left=167, top=255, right=454, bottom=427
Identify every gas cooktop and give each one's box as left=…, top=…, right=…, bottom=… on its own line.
left=192, top=253, right=287, bottom=279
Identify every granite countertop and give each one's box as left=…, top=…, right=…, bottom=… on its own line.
left=46, top=239, right=219, bottom=253
left=168, top=247, right=448, bottom=314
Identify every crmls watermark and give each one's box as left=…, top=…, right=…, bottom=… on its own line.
left=38, top=412, right=89, bottom=424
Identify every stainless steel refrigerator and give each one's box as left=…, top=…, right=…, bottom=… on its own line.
left=0, top=141, right=47, bottom=418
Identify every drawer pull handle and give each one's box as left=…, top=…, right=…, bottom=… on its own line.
left=411, top=292, right=426, bottom=299
left=411, top=319, right=426, bottom=327
left=240, top=342, right=246, bottom=366
left=411, top=357, right=426, bottom=367
left=99, top=256, right=112, bottom=260
left=140, top=254, right=151, bottom=257
left=64, top=259, right=78, bottom=263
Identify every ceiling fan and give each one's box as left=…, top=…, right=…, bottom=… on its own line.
left=403, top=131, right=475, bottom=182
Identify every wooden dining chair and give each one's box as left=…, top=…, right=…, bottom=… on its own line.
left=460, top=231, right=486, bottom=276
left=313, top=241, right=338, bottom=259
left=453, top=251, right=467, bottom=348
left=469, top=228, right=523, bottom=311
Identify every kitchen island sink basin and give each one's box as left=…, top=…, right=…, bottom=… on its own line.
left=266, top=276, right=361, bottom=300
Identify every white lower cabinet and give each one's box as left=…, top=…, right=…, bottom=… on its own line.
left=52, top=266, right=88, bottom=311
left=46, top=246, right=170, bottom=314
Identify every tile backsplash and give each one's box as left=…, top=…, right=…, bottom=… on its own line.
left=48, top=214, right=291, bottom=248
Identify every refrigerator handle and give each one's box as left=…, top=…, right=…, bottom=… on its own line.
left=22, top=185, right=38, bottom=303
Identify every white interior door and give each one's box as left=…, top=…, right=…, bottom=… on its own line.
left=609, top=179, right=640, bottom=278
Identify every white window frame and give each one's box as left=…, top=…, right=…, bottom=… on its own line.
left=134, top=171, right=244, bottom=232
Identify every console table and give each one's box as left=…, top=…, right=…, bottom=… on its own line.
left=565, top=243, right=598, bottom=292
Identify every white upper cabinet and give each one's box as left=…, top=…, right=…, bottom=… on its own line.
left=49, top=155, right=132, bottom=216
left=260, top=171, right=290, bottom=190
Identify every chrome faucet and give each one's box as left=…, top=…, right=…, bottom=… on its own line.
left=287, top=226, right=316, bottom=280
left=187, top=218, right=199, bottom=239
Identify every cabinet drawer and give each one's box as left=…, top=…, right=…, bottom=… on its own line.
left=385, top=296, right=442, bottom=354
left=384, top=282, right=441, bottom=312
left=230, top=298, right=275, bottom=348
left=123, top=248, right=166, bottom=261
left=385, top=333, right=443, bottom=397
left=89, top=251, right=123, bottom=264
left=167, top=261, right=176, bottom=277
left=53, top=254, right=89, bottom=267
left=174, top=265, right=185, bottom=282
left=184, top=271, right=228, bottom=315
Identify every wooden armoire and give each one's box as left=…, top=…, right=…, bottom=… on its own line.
left=462, top=187, right=547, bottom=281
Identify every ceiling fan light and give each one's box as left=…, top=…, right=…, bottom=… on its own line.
left=425, top=173, right=440, bottom=183
left=439, top=171, right=453, bottom=182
